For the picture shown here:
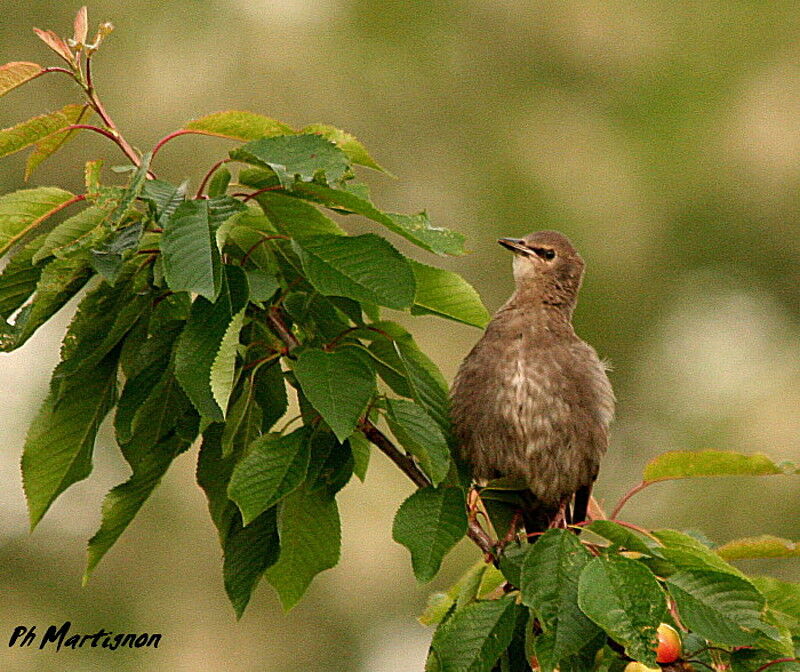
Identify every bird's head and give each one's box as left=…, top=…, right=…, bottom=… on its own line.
left=498, top=231, right=585, bottom=311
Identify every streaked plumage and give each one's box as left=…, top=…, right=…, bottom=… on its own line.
left=451, top=231, right=614, bottom=532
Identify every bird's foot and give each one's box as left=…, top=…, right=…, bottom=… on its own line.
left=547, top=501, right=569, bottom=529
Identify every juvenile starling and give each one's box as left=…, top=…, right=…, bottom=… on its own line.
left=450, top=231, right=614, bottom=534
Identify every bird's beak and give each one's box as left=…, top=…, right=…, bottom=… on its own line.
left=498, top=238, right=528, bottom=254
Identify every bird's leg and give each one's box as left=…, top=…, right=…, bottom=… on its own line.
left=548, top=499, right=569, bottom=529
left=467, top=488, right=497, bottom=563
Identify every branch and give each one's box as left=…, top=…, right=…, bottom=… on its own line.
left=266, top=306, right=498, bottom=561
left=82, top=55, right=146, bottom=172
left=610, top=480, right=650, bottom=520
left=267, top=306, right=299, bottom=352
left=361, top=420, right=430, bottom=489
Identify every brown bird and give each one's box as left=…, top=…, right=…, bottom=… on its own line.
left=451, top=231, right=614, bottom=536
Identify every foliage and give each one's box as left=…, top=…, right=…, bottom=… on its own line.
left=1, top=10, right=798, bottom=671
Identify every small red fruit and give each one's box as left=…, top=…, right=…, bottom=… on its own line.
left=624, top=662, right=660, bottom=672
left=655, top=622, right=682, bottom=663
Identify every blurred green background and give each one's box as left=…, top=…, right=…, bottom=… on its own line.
left=2, top=1, right=799, bottom=670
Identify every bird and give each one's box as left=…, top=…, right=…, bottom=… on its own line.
left=450, top=231, right=614, bottom=537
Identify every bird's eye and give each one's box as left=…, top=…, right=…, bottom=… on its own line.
left=532, top=247, right=555, bottom=260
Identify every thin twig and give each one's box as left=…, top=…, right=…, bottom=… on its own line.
left=266, top=305, right=498, bottom=560
left=195, top=158, right=234, bottom=198
left=239, top=185, right=284, bottom=202
left=83, top=55, right=144, bottom=171
left=607, top=518, right=662, bottom=543
left=151, top=129, right=205, bottom=159
left=610, top=481, right=650, bottom=520
left=361, top=420, right=430, bottom=489
left=753, top=658, right=800, bottom=672
left=241, top=233, right=290, bottom=267
left=268, top=306, right=299, bottom=352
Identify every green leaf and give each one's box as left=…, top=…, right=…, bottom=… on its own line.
left=349, top=431, right=371, bottom=481
left=284, top=291, right=353, bottom=340
left=652, top=528, right=747, bottom=578
left=108, top=153, right=152, bottom=226
left=666, top=569, right=778, bottom=646
left=252, top=362, right=288, bottom=432
left=292, top=233, right=415, bottom=310
left=32, top=205, right=109, bottom=264
left=520, top=529, right=601, bottom=672
left=1, top=252, right=92, bottom=351
left=255, top=191, right=345, bottom=237
left=0, top=237, right=44, bottom=319
left=716, top=536, right=800, bottom=561
left=577, top=554, right=667, bottom=667
left=498, top=541, right=528, bottom=588
left=420, top=563, right=506, bottom=627
left=373, top=321, right=451, bottom=431
left=90, top=221, right=145, bottom=283
left=410, top=260, right=489, bottom=328
left=224, top=506, right=280, bottom=618
left=292, top=347, right=376, bottom=442
left=730, top=649, right=800, bottom=672
left=208, top=167, right=232, bottom=198
left=196, top=424, right=281, bottom=618
left=161, top=197, right=247, bottom=301
left=290, top=182, right=466, bottom=256
left=0, top=104, right=86, bottom=162
left=643, top=450, right=795, bottom=483
left=306, top=430, right=353, bottom=496
left=25, top=104, right=90, bottom=180
left=140, top=179, right=188, bottom=225
left=220, top=376, right=263, bottom=458
left=184, top=110, right=293, bottom=140
left=0, top=62, right=43, bottom=97
left=84, top=159, right=103, bottom=196
left=85, top=434, right=188, bottom=581
left=115, top=357, right=170, bottom=444
left=264, top=484, right=341, bottom=611
left=752, top=577, right=800, bottom=635
left=118, top=371, right=193, bottom=468
left=230, top=134, right=350, bottom=188
left=301, top=123, right=387, bottom=172
left=392, top=486, right=467, bottom=583
left=21, top=352, right=118, bottom=529
left=196, top=424, right=241, bottom=544
left=174, top=265, right=249, bottom=421
left=586, top=520, right=660, bottom=556
left=54, top=265, right=150, bottom=378
left=385, top=398, right=451, bottom=486
left=228, top=428, right=312, bottom=525
left=210, top=308, right=245, bottom=416
left=0, top=187, right=76, bottom=257
left=430, top=595, right=519, bottom=672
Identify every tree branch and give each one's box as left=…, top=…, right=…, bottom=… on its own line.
left=265, top=306, right=497, bottom=560
left=361, top=420, right=430, bottom=489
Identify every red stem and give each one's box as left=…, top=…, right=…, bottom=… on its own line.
left=610, top=481, right=650, bottom=520
left=195, top=158, right=234, bottom=198
left=606, top=518, right=662, bottom=542
left=236, top=186, right=284, bottom=202
left=44, top=193, right=86, bottom=220
left=67, top=123, right=119, bottom=143
left=241, top=233, right=290, bottom=267
left=151, top=129, right=206, bottom=159
left=37, top=66, right=75, bottom=78
left=753, top=659, right=799, bottom=672
left=82, top=56, right=143, bottom=170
